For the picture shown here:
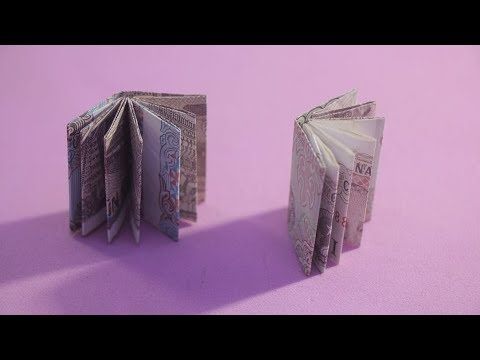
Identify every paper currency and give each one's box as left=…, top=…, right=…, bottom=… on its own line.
left=67, top=98, right=116, bottom=232
left=136, top=100, right=198, bottom=221
left=66, top=91, right=207, bottom=242
left=132, top=93, right=207, bottom=203
left=288, top=121, right=325, bottom=275
left=288, top=90, right=385, bottom=275
left=104, top=99, right=131, bottom=242
left=80, top=101, right=121, bottom=236
left=133, top=102, right=181, bottom=240
left=127, top=99, right=143, bottom=242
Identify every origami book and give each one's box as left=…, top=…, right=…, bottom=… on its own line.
left=67, top=91, right=206, bottom=242
left=288, top=90, right=385, bottom=275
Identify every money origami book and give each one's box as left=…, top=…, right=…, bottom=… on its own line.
left=67, top=91, right=207, bottom=242
left=288, top=90, right=385, bottom=275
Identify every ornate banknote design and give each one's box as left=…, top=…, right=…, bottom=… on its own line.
left=329, top=162, right=353, bottom=264
left=66, top=91, right=206, bottom=242
left=344, top=153, right=373, bottom=246
left=127, top=99, right=143, bottom=242
left=110, top=91, right=207, bottom=202
left=322, top=124, right=383, bottom=222
left=80, top=103, right=120, bottom=235
left=136, top=100, right=197, bottom=221
left=158, top=120, right=181, bottom=239
left=136, top=103, right=181, bottom=240
left=306, top=89, right=358, bottom=119
left=288, top=121, right=325, bottom=276
left=67, top=99, right=116, bottom=232
left=313, top=172, right=339, bottom=273
left=136, top=94, right=207, bottom=203
left=310, top=101, right=383, bottom=222
left=288, top=90, right=385, bottom=275
left=104, top=100, right=131, bottom=242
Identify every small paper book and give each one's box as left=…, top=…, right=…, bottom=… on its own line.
left=288, top=90, right=385, bottom=275
left=67, top=91, right=207, bottom=242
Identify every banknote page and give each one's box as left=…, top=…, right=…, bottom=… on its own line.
left=288, top=121, right=326, bottom=275
left=318, top=126, right=376, bottom=247
left=310, top=101, right=376, bottom=120
left=133, top=102, right=182, bottom=240
left=135, top=99, right=198, bottom=221
left=137, top=94, right=207, bottom=203
left=309, top=100, right=378, bottom=221
left=302, top=118, right=340, bottom=273
left=306, top=123, right=355, bottom=264
left=104, top=99, right=132, bottom=242
left=288, top=90, right=384, bottom=275
left=67, top=99, right=117, bottom=232
left=316, top=117, right=385, bottom=221
left=127, top=99, right=143, bottom=242
left=80, top=101, right=122, bottom=236
left=306, top=89, right=358, bottom=119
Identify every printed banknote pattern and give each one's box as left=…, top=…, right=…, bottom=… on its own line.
left=111, top=91, right=207, bottom=203
left=328, top=162, right=353, bottom=264
left=127, top=99, right=143, bottom=242
left=136, top=100, right=197, bottom=221
left=309, top=100, right=383, bottom=222
left=344, top=152, right=373, bottom=247
left=67, top=99, right=117, bottom=232
left=157, top=120, right=181, bottom=240
left=288, top=121, right=325, bottom=276
left=80, top=103, right=120, bottom=235
left=104, top=100, right=131, bottom=242
left=313, top=172, right=338, bottom=273
left=288, top=90, right=385, bottom=275
left=66, top=91, right=206, bottom=243
left=136, top=93, right=207, bottom=203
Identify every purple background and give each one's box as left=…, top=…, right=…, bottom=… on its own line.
left=0, top=46, right=479, bottom=314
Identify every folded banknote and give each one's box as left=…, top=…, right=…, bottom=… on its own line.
left=67, top=91, right=207, bottom=242
left=288, top=90, right=385, bottom=275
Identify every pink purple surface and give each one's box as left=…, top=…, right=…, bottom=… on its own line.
left=0, top=45, right=479, bottom=314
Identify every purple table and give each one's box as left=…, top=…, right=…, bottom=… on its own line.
left=1, top=45, right=479, bottom=314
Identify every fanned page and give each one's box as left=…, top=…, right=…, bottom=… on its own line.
left=126, top=99, right=143, bottom=243
left=80, top=101, right=122, bottom=236
left=288, top=90, right=385, bottom=275
left=312, top=126, right=376, bottom=248
left=302, top=122, right=339, bottom=273
left=314, top=117, right=384, bottom=221
left=135, top=100, right=198, bottom=221
left=134, top=93, right=207, bottom=203
left=67, top=98, right=120, bottom=233
left=303, top=125, right=354, bottom=265
left=66, top=91, right=206, bottom=243
left=104, top=99, right=132, bottom=242
left=288, top=121, right=326, bottom=276
left=303, top=123, right=350, bottom=266
left=131, top=100, right=182, bottom=240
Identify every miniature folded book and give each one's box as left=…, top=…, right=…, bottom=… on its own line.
left=288, top=90, right=385, bottom=275
left=67, top=91, right=206, bottom=242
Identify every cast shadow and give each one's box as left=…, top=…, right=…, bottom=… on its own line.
left=0, top=208, right=316, bottom=313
